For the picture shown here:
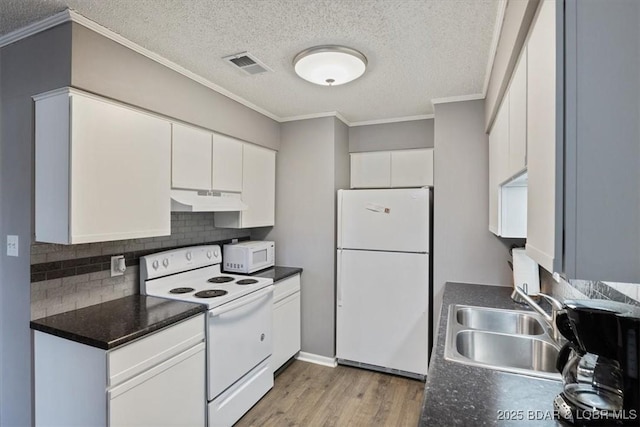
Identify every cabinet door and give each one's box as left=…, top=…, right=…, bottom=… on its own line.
left=171, top=123, right=212, bottom=191
left=488, top=94, right=509, bottom=235
left=70, top=94, right=171, bottom=243
left=391, top=149, right=433, bottom=187
left=508, top=47, right=527, bottom=177
left=109, top=345, right=205, bottom=427
left=272, top=273, right=301, bottom=371
left=212, top=133, right=243, bottom=192
left=564, top=0, right=640, bottom=281
left=241, top=144, right=276, bottom=227
left=350, top=152, right=391, bottom=188
left=526, top=0, right=560, bottom=273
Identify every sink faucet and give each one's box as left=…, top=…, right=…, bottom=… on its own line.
left=514, top=286, right=564, bottom=342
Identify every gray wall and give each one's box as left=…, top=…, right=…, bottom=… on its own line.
left=265, top=117, right=348, bottom=357
left=433, top=100, right=512, bottom=328
left=485, top=0, right=539, bottom=130
left=348, top=119, right=434, bottom=152
left=0, top=23, right=73, bottom=427
left=71, top=24, right=280, bottom=150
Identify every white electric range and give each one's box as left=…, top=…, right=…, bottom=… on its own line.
left=140, top=245, right=274, bottom=427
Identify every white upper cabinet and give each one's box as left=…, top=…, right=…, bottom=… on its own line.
left=212, top=133, right=243, bottom=192
left=215, top=143, right=276, bottom=228
left=488, top=95, right=510, bottom=236
left=350, top=148, right=433, bottom=189
left=508, top=47, right=528, bottom=177
left=34, top=88, right=171, bottom=244
left=172, top=125, right=244, bottom=193
left=171, top=123, right=212, bottom=191
left=350, top=151, right=391, bottom=188
left=526, top=0, right=559, bottom=273
left=391, top=149, right=434, bottom=187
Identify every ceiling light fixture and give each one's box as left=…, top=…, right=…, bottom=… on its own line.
left=293, top=45, right=367, bottom=86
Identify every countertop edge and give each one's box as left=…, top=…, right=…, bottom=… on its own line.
left=249, top=266, right=303, bottom=282
left=30, top=301, right=206, bottom=350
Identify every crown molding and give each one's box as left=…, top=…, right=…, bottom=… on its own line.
left=2, top=8, right=466, bottom=127
left=0, top=9, right=71, bottom=48
left=66, top=10, right=281, bottom=122
left=349, top=114, right=434, bottom=127
left=0, top=9, right=280, bottom=122
left=431, top=93, right=485, bottom=106
left=482, top=0, right=508, bottom=97
left=279, top=111, right=350, bottom=126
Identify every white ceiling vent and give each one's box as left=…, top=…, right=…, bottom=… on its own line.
left=223, top=52, right=272, bottom=75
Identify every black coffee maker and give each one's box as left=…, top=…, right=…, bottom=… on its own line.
left=554, top=299, right=640, bottom=426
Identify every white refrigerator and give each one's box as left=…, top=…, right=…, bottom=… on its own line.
left=336, top=188, right=432, bottom=378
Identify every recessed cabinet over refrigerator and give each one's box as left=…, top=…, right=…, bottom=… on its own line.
left=350, top=148, right=434, bottom=189
left=336, top=188, right=431, bottom=378
left=34, top=88, right=171, bottom=244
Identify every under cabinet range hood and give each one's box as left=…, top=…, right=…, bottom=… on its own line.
left=170, top=189, right=248, bottom=212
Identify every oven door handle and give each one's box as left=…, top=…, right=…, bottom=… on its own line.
left=208, top=285, right=274, bottom=317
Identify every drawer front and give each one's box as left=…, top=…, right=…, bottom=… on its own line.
left=274, top=274, right=301, bottom=302
left=108, top=314, right=205, bottom=387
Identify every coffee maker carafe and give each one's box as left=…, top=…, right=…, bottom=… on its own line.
left=554, top=299, right=640, bottom=426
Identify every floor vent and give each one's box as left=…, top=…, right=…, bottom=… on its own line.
left=223, top=52, right=272, bottom=75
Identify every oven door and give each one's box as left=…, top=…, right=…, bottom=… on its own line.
left=207, top=285, right=274, bottom=401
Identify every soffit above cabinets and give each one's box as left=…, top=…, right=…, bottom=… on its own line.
left=1, top=0, right=503, bottom=123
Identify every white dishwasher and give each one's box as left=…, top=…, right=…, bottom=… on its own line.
left=272, top=274, right=301, bottom=371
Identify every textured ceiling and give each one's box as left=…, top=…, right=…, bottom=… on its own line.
left=0, top=0, right=500, bottom=122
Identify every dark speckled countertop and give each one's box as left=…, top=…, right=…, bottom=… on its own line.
left=30, top=295, right=205, bottom=350
left=249, top=266, right=303, bottom=283
left=420, top=282, right=564, bottom=426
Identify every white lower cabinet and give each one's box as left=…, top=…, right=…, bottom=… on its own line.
left=34, top=315, right=206, bottom=427
left=272, top=274, right=301, bottom=372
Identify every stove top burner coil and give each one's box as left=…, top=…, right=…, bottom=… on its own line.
left=236, top=279, right=259, bottom=285
left=207, top=276, right=235, bottom=284
left=169, top=287, right=195, bottom=294
left=194, top=289, right=228, bottom=298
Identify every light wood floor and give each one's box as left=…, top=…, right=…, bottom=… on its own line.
left=235, top=360, right=425, bottom=427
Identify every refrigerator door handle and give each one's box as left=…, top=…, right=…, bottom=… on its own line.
left=337, top=250, right=343, bottom=307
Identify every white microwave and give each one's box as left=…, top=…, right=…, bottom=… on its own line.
left=223, top=241, right=275, bottom=273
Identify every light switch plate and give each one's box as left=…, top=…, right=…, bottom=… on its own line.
left=7, top=235, right=18, bottom=257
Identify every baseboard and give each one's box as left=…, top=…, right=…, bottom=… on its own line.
left=295, top=352, right=337, bottom=368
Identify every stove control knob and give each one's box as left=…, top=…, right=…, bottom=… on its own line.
left=206, top=251, right=213, bottom=259
left=213, top=248, right=220, bottom=258
left=152, top=260, right=159, bottom=270
left=186, top=252, right=192, bottom=261
left=162, top=258, right=169, bottom=268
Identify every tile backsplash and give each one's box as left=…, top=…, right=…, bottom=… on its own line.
left=540, top=269, right=640, bottom=307
left=30, top=212, right=251, bottom=320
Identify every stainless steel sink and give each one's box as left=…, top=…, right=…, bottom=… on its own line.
left=444, top=305, right=562, bottom=380
left=455, top=305, right=546, bottom=335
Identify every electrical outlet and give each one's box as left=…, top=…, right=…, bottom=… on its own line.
left=6, top=235, right=18, bottom=257
left=111, top=255, right=126, bottom=277
left=232, top=238, right=239, bottom=244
